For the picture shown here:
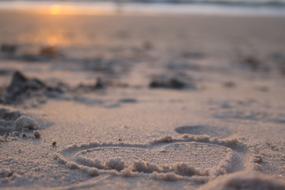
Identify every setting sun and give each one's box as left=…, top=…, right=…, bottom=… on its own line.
left=50, top=5, right=62, bottom=15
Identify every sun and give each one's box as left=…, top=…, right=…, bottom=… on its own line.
left=50, top=5, right=62, bottom=15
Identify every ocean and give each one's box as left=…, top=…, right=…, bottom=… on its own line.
left=0, top=0, right=285, bottom=16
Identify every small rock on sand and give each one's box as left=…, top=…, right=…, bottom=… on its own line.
left=95, top=77, right=104, bottom=89
left=33, top=131, right=41, bottom=139
left=52, top=141, right=57, bottom=147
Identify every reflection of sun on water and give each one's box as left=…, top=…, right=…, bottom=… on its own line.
left=47, top=35, right=63, bottom=46
left=45, top=4, right=113, bottom=16
left=45, top=32, right=75, bottom=47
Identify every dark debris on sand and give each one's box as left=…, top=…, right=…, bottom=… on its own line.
left=0, top=44, right=17, bottom=56
left=39, top=46, right=61, bottom=58
left=0, top=108, right=41, bottom=139
left=76, top=77, right=105, bottom=92
left=0, top=71, right=109, bottom=106
left=241, top=56, right=270, bottom=72
left=0, top=109, right=21, bottom=121
left=0, top=108, right=21, bottom=135
left=19, top=46, right=62, bottom=62
left=235, top=51, right=285, bottom=76
left=235, top=53, right=285, bottom=77
left=0, top=43, right=62, bottom=62
left=0, top=71, right=66, bottom=105
left=149, top=76, right=196, bottom=90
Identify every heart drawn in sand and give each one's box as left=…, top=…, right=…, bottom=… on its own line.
left=55, top=136, right=245, bottom=180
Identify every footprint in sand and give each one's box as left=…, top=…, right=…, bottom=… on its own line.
left=55, top=135, right=247, bottom=181
left=175, top=125, right=232, bottom=138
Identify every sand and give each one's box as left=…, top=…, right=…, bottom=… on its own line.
left=0, top=10, right=285, bottom=189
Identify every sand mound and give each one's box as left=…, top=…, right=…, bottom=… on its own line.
left=199, top=172, right=285, bottom=190
left=1, top=71, right=65, bottom=105
left=0, top=108, right=40, bottom=137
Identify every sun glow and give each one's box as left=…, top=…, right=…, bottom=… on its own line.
left=50, top=5, right=62, bottom=15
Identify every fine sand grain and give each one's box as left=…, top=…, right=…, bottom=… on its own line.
left=0, top=10, right=285, bottom=189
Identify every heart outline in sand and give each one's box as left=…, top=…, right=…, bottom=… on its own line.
left=55, top=135, right=247, bottom=181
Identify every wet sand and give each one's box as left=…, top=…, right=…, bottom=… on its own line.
left=0, top=11, right=285, bottom=189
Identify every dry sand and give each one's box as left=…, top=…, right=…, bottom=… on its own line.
left=0, top=10, right=285, bottom=189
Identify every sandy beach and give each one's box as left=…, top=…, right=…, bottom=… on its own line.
left=0, top=8, right=285, bottom=189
